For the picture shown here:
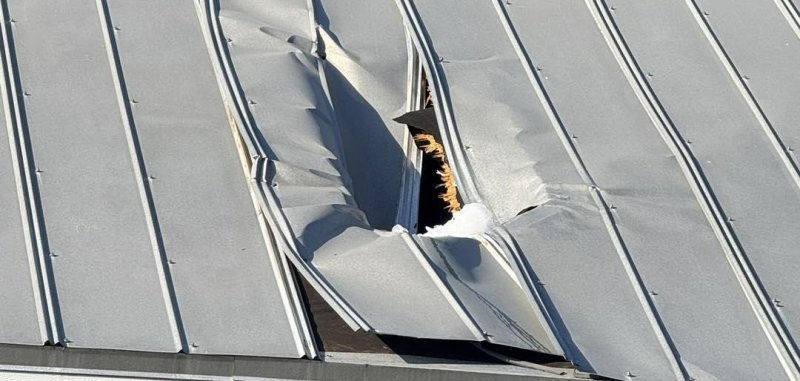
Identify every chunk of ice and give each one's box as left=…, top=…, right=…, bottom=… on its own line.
left=423, top=203, right=494, bottom=238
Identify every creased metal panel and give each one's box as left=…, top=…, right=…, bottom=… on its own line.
left=6, top=0, right=177, bottom=351
left=406, top=0, right=565, bottom=222
left=105, top=0, right=304, bottom=357
left=404, top=0, right=679, bottom=377
left=609, top=0, right=800, bottom=372
left=506, top=201, right=677, bottom=380
left=505, top=1, right=788, bottom=379
left=0, top=83, right=42, bottom=345
left=217, top=0, right=479, bottom=341
left=310, top=229, right=480, bottom=339
left=314, top=0, right=411, bottom=230
left=218, top=0, right=559, bottom=351
left=415, top=236, right=558, bottom=353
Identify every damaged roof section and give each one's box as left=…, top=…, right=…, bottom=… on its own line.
left=216, top=0, right=562, bottom=355
left=3, top=0, right=800, bottom=380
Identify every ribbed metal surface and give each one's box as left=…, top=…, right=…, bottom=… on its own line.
left=2, top=0, right=800, bottom=379
left=0, top=0, right=310, bottom=357
left=6, top=0, right=178, bottom=351
left=216, top=0, right=559, bottom=352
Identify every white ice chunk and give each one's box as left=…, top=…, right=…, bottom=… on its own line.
left=422, top=203, right=494, bottom=238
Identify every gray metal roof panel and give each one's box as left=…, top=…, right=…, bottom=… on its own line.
left=316, top=0, right=412, bottom=230
left=505, top=1, right=790, bottom=379
left=400, top=3, right=680, bottom=375
left=694, top=0, right=800, bottom=156
left=416, top=235, right=559, bottom=353
left=0, top=79, right=42, bottom=346
left=105, top=0, right=307, bottom=357
left=7, top=0, right=178, bottom=351
left=506, top=200, right=679, bottom=380
left=407, top=0, right=578, bottom=221
left=609, top=0, right=800, bottom=373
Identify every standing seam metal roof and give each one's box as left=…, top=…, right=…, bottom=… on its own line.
left=2, top=0, right=800, bottom=380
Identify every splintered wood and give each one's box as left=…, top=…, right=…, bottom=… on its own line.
left=413, top=132, right=462, bottom=212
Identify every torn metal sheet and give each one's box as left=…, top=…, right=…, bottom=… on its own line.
left=315, top=0, right=413, bottom=230
left=5, top=0, right=178, bottom=351
left=216, top=0, right=560, bottom=354
left=400, top=1, right=691, bottom=378
left=105, top=0, right=310, bottom=358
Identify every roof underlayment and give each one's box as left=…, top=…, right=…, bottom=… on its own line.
left=1, top=0, right=800, bottom=380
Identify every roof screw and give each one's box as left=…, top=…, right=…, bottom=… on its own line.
left=702, top=11, right=710, bottom=16
left=35, top=168, right=43, bottom=174
left=773, top=298, right=784, bottom=308
left=686, top=139, right=693, bottom=144
left=742, top=75, right=750, bottom=81
left=465, top=145, right=472, bottom=150
left=130, top=99, right=139, bottom=104
left=226, top=37, right=232, bottom=43
left=148, top=175, right=156, bottom=181
left=113, top=26, right=120, bottom=31
left=63, top=338, right=72, bottom=344
left=571, top=134, right=577, bottom=140
left=537, top=280, right=546, bottom=286
left=610, top=5, right=616, bottom=11
left=609, top=204, right=617, bottom=210
left=23, top=91, right=30, bottom=97
left=190, top=342, right=199, bottom=349
left=535, top=66, right=543, bottom=72
left=248, top=99, right=257, bottom=105
left=649, top=290, right=658, bottom=296
left=727, top=217, right=735, bottom=222
left=626, top=371, right=635, bottom=378
left=9, top=18, right=15, bottom=24
left=50, top=252, right=59, bottom=258
left=272, top=182, right=278, bottom=187
left=646, top=72, right=654, bottom=78
left=787, top=147, right=794, bottom=152
left=505, top=0, right=511, bottom=5
left=168, top=259, right=176, bottom=265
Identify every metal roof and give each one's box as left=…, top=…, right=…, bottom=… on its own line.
left=2, top=0, right=800, bottom=380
